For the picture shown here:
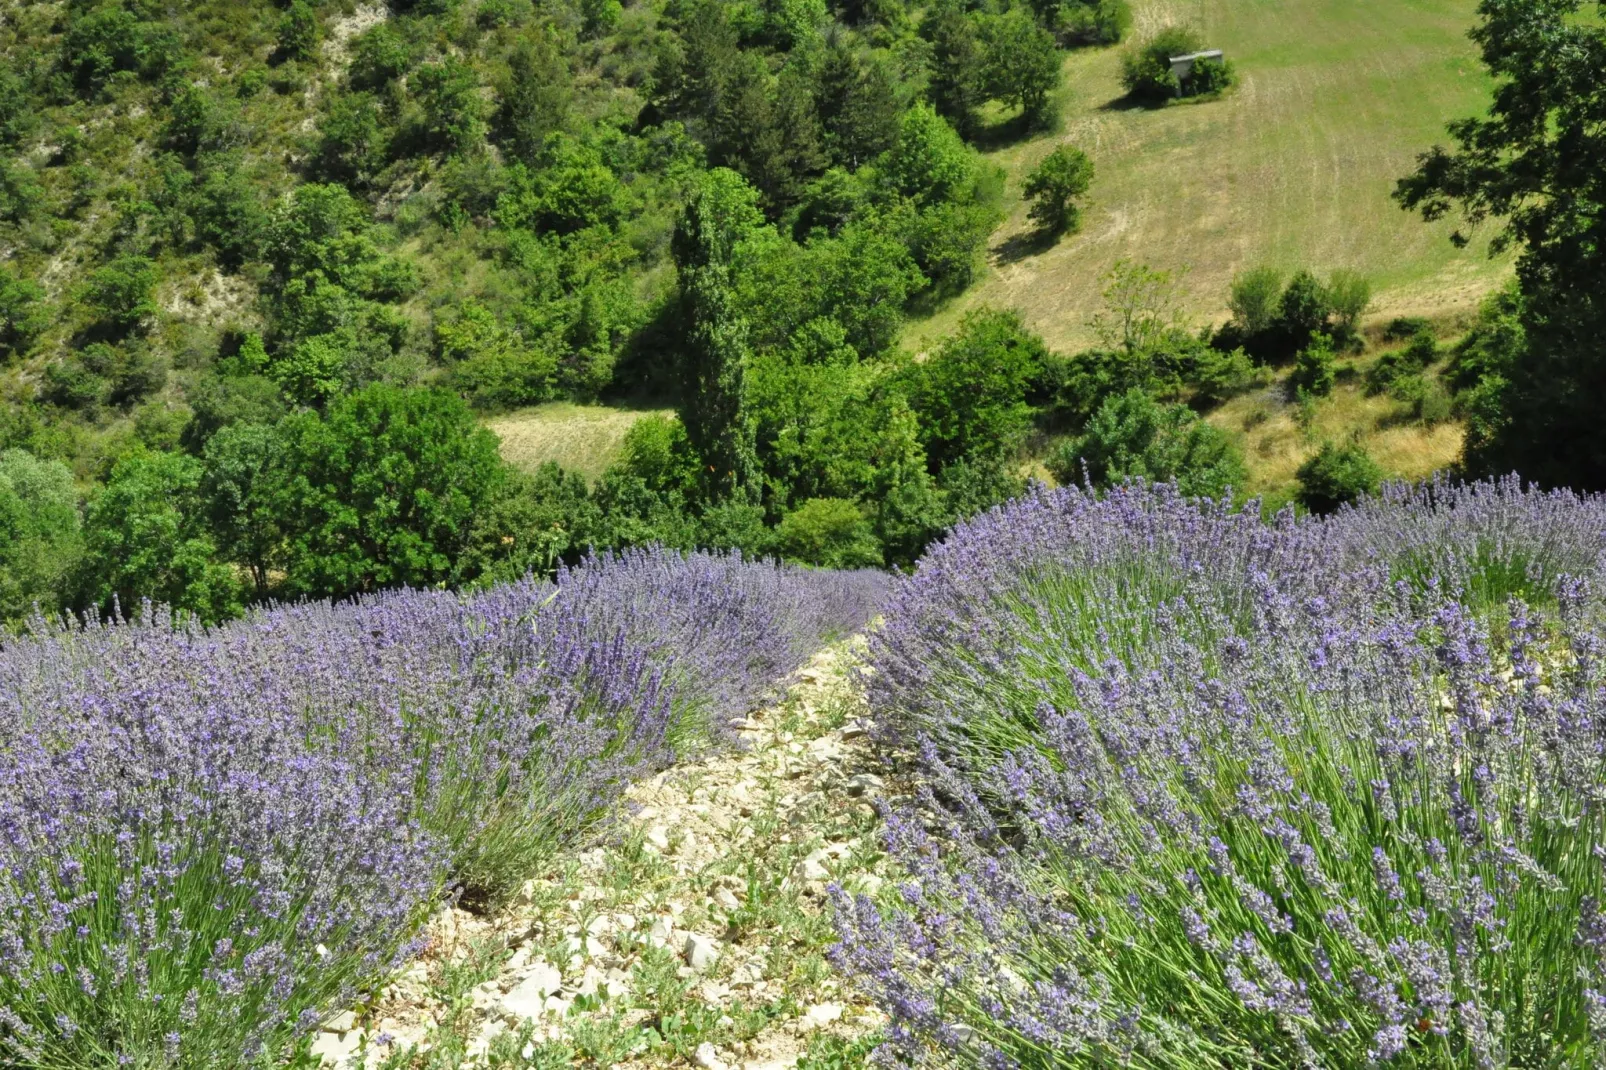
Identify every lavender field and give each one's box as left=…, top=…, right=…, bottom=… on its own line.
left=836, top=478, right=1606, bottom=1067
left=0, top=549, right=883, bottom=1067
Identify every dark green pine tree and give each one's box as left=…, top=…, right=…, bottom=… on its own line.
left=495, top=32, right=572, bottom=165
left=921, top=0, right=986, bottom=137
left=815, top=37, right=902, bottom=170
left=673, top=174, right=763, bottom=503
left=712, top=57, right=825, bottom=216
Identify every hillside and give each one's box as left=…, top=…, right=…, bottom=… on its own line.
left=0, top=0, right=1545, bottom=624
left=905, top=0, right=1510, bottom=356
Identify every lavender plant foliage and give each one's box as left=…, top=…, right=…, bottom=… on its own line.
left=841, top=481, right=1606, bottom=1068
left=865, top=482, right=1339, bottom=774
left=0, top=611, right=441, bottom=1068
left=553, top=548, right=889, bottom=745
left=0, top=549, right=880, bottom=1067
left=1319, top=473, right=1606, bottom=612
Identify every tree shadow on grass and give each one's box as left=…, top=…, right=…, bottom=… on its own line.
left=968, top=111, right=1053, bottom=152
left=992, top=228, right=1058, bottom=266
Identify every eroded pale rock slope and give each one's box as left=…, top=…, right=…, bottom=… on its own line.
left=314, top=637, right=892, bottom=1070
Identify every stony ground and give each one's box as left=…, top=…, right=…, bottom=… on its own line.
left=312, top=638, right=894, bottom=1070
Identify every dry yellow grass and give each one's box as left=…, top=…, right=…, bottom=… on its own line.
left=1206, top=363, right=1464, bottom=500
left=904, top=0, right=1513, bottom=356
left=485, top=403, right=673, bottom=483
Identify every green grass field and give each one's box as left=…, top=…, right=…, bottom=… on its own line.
left=906, top=0, right=1511, bottom=355
left=486, top=403, right=672, bottom=484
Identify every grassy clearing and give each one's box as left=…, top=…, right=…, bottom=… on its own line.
left=905, top=0, right=1511, bottom=355
left=486, top=403, right=673, bottom=484
left=1205, top=354, right=1464, bottom=500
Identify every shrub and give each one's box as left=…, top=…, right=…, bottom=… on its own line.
left=1290, top=334, right=1336, bottom=396
left=349, top=22, right=416, bottom=90
left=1383, top=315, right=1432, bottom=342
left=78, top=450, right=246, bottom=623
left=1050, top=387, right=1245, bottom=499
left=273, top=385, right=506, bottom=599
left=81, top=254, right=158, bottom=335
left=1058, top=0, right=1130, bottom=44
left=1187, top=52, right=1234, bottom=95
left=1120, top=26, right=1199, bottom=102
left=1275, top=268, right=1331, bottom=354
left=0, top=450, right=83, bottom=624
left=276, top=0, right=320, bottom=62
left=1022, top=144, right=1095, bottom=237
left=0, top=268, right=47, bottom=358
left=978, top=10, right=1061, bottom=123
left=1119, top=26, right=1230, bottom=103
left=411, top=58, right=487, bottom=157
left=1227, top=265, right=1283, bottom=338
left=1189, top=344, right=1256, bottom=404
left=775, top=497, right=884, bottom=568
left=909, top=308, right=1050, bottom=470
left=1325, top=268, right=1372, bottom=343
left=1366, top=330, right=1437, bottom=394
left=1296, top=439, right=1382, bottom=514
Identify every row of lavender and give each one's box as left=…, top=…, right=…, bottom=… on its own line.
left=835, top=477, right=1606, bottom=1067
left=0, top=548, right=885, bottom=1067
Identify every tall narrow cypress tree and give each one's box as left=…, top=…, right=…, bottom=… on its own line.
left=673, top=171, right=763, bottom=503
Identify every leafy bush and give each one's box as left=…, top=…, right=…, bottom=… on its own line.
left=1276, top=268, right=1332, bottom=354
left=0, top=268, right=46, bottom=358
left=1297, top=439, right=1382, bottom=514
left=1022, top=144, right=1095, bottom=237
left=1366, top=330, right=1437, bottom=395
left=0, top=450, right=83, bottom=625
left=909, top=308, right=1051, bottom=469
left=1325, top=267, right=1373, bottom=344
left=271, top=385, right=506, bottom=598
left=81, top=254, right=158, bottom=335
left=1227, top=265, right=1283, bottom=338
left=1120, top=26, right=1231, bottom=103
left=1057, top=0, right=1130, bottom=45
left=1050, top=387, right=1245, bottom=498
left=1120, top=26, right=1200, bottom=102
left=1290, top=334, right=1337, bottom=396
left=978, top=10, right=1061, bottom=123
left=775, top=497, right=884, bottom=568
left=1189, top=344, right=1257, bottom=404
left=276, top=0, right=320, bottom=62
left=1383, top=315, right=1432, bottom=342
left=78, top=449, right=245, bottom=623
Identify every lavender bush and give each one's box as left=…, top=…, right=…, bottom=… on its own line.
left=839, top=480, right=1606, bottom=1067
left=0, top=550, right=882, bottom=1066
left=1320, top=474, right=1606, bottom=614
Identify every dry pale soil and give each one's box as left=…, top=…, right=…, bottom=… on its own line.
left=309, top=638, right=896, bottom=1070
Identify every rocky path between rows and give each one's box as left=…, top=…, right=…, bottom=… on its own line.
left=314, top=637, right=894, bottom=1070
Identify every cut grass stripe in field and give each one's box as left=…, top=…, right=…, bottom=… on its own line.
left=906, top=0, right=1512, bottom=354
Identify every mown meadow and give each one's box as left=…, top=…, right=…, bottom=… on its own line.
left=0, top=548, right=883, bottom=1066
left=835, top=476, right=1606, bottom=1066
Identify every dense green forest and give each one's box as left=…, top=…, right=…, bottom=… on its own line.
left=0, top=0, right=1594, bottom=625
